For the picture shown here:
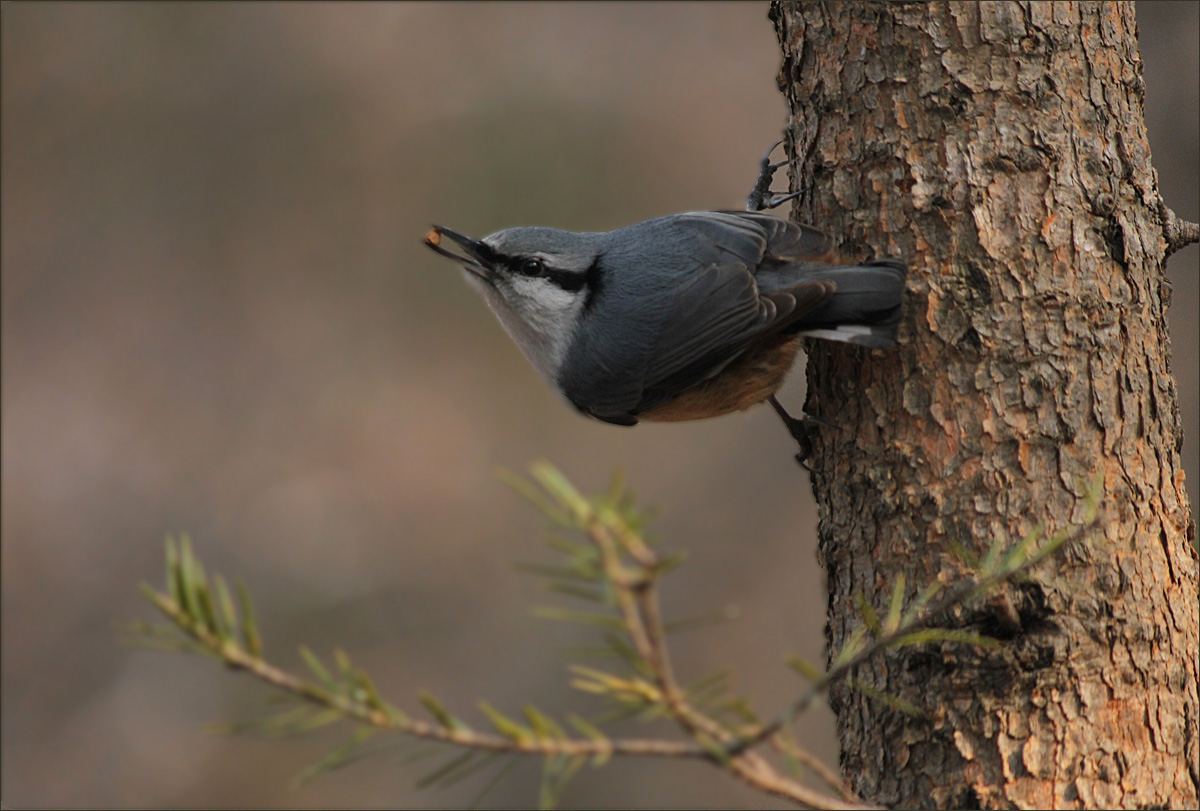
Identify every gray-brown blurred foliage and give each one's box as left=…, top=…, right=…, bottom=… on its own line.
left=2, top=3, right=1195, bottom=809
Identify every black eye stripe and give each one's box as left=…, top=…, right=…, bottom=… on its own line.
left=506, top=257, right=589, bottom=292
left=544, top=268, right=588, bottom=292
left=582, top=256, right=604, bottom=311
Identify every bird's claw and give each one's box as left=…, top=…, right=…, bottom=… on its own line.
left=767, top=395, right=831, bottom=469
left=746, top=138, right=799, bottom=212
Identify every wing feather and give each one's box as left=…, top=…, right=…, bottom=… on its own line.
left=631, top=266, right=832, bottom=413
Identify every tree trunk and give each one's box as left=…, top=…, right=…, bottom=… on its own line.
left=770, top=2, right=1198, bottom=808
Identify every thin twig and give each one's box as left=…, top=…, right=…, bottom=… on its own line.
left=596, top=519, right=720, bottom=739
left=1158, top=199, right=1200, bottom=257
left=772, top=731, right=862, bottom=803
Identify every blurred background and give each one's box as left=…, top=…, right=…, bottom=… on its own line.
left=2, top=3, right=1196, bottom=808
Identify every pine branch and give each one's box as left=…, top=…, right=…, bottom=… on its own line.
left=138, top=566, right=697, bottom=760
left=131, top=486, right=876, bottom=810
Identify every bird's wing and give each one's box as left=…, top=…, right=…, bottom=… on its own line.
left=559, top=259, right=832, bottom=421
left=557, top=212, right=839, bottom=424
left=663, top=211, right=836, bottom=266
left=627, top=213, right=836, bottom=414
left=630, top=261, right=832, bottom=413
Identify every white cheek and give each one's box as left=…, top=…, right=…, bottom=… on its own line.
left=509, top=278, right=578, bottom=340
left=479, top=277, right=582, bottom=384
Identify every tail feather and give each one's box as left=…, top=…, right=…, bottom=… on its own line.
left=797, top=322, right=899, bottom=348
left=789, top=258, right=907, bottom=347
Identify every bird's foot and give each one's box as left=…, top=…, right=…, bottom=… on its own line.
left=767, top=395, right=830, bottom=470
left=746, top=139, right=801, bottom=212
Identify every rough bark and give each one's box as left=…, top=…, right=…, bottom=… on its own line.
left=770, top=2, right=1198, bottom=808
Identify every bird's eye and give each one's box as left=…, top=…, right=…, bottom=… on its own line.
left=520, top=258, right=546, bottom=277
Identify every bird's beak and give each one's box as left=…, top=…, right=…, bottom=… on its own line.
left=424, top=225, right=492, bottom=281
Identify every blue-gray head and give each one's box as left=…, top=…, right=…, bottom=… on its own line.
left=424, top=224, right=604, bottom=382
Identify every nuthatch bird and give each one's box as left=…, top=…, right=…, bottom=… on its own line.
left=424, top=142, right=906, bottom=458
